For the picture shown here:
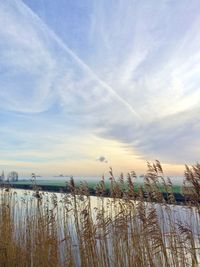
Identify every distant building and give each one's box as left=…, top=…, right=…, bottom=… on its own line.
left=7, top=171, right=18, bottom=182
left=0, top=171, right=5, bottom=182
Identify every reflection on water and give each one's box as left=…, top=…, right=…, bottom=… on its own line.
left=0, top=188, right=200, bottom=266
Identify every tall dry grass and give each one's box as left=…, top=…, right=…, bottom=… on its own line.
left=0, top=161, right=200, bottom=267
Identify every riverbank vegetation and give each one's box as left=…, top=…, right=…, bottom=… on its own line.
left=0, top=161, right=200, bottom=267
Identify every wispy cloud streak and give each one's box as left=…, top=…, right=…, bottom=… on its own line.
left=1, top=0, right=200, bottom=172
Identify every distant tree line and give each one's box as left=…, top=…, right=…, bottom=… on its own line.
left=0, top=171, right=18, bottom=182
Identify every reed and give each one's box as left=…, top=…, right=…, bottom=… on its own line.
left=0, top=161, right=200, bottom=267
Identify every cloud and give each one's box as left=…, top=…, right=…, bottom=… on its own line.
left=0, top=0, right=140, bottom=120
left=86, top=0, right=200, bottom=163
left=1, top=0, right=200, bottom=171
left=0, top=1, right=59, bottom=113
left=97, top=156, right=108, bottom=163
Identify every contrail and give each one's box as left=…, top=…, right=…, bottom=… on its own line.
left=15, top=0, right=140, bottom=120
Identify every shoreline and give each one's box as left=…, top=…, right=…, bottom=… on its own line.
left=0, top=181, right=189, bottom=204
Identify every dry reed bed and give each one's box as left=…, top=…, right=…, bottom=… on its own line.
left=0, top=161, right=200, bottom=267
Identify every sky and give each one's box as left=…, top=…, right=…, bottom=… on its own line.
left=0, top=0, right=200, bottom=177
